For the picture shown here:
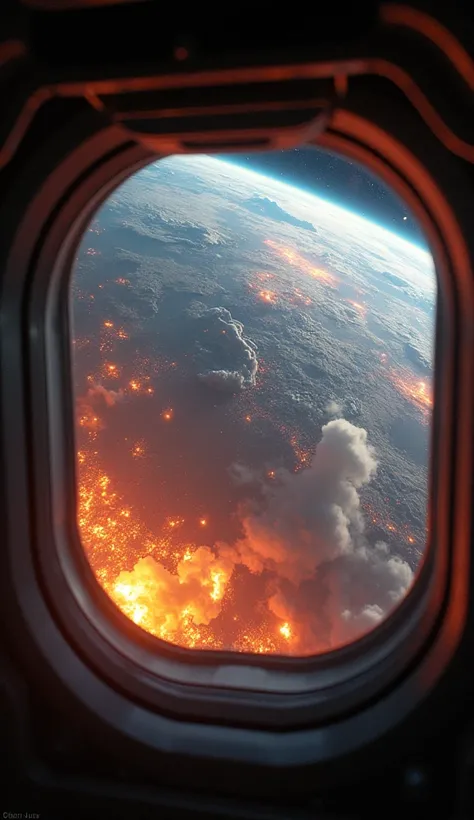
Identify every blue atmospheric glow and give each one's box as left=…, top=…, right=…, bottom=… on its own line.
left=220, top=156, right=430, bottom=255
left=146, top=153, right=433, bottom=267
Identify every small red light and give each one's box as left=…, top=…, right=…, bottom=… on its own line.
left=174, top=46, right=188, bottom=61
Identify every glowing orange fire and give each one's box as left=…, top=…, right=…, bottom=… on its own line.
left=387, top=369, right=433, bottom=417
left=265, top=239, right=337, bottom=287
left=78, top=410, right=103, bottom=434
left=290, top=434, right=311, bottom=469
left=279, top=622, right=292, bottom=640
left=347, top=300, right=367, bottom=319
left=258, top=289, right=277, bottom=305
left=131, top=441, right=145, bottom=458
left=77, top=449, right=296, bottom=654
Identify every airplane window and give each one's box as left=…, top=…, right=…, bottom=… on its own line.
left=71, top=148, right=436, bottom=656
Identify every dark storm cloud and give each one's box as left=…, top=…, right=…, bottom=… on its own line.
left=244, top=195, right=318, bottom=233
left=194, top=307, right=258, bottom=393
left=220, top=419, right=413, bottom=652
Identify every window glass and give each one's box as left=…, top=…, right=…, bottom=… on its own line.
left=71, top=148, right=435, bottom=655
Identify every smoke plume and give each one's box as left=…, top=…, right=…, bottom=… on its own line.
left=325, top=400, right=342, bottom=417
left=198, top=369, right=247, bottom=393
left=195, top=306, right=258, bottom=393
left=87, top=383, right=124, bottom=407
left=108, top=418, right=413, bottom=654
left=220, top=419, right=413, bottom=652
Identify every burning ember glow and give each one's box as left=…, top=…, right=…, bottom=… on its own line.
left=162, top=408, right=174, bottom=421
left=362, top=500, right=419, bottom=549
left=78, top=410, right=103, bottom=434
left=291, top=288, right=312, bottom=307
left=76, top=450, right=299, bottom=653
left=279, top=622, right=292, bottom=640
left=131, top=441, right=145, bottom=458
left=166, top=516, right=184, bottom=530
left=386, top=369, right=433, bottom=418
left=105, top=363, right=119, bottom=377
left=264, top=239, right=337, bottom=287
left=347, top=299, right=367, bottom=319
left=258, top=289, right=277, bottom=304
left=290, top=434, right=311, bottom=469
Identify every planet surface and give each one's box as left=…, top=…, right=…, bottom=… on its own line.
left=72, top=154, right=435, bottom=656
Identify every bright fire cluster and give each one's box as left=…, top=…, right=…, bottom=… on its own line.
left=265, top=239, right=338, bottom=287
left=347, top=299, right=367, bottom=319
left=259, top=289, right=277, bottom=305
left=386, top=368, right=433, bottom=418
left=362, top=500, right=419, bottom=550
left=77, top=450, right=296, bottom=653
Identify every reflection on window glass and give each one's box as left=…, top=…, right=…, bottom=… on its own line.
left=71, top=148, right=436, bottom=656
